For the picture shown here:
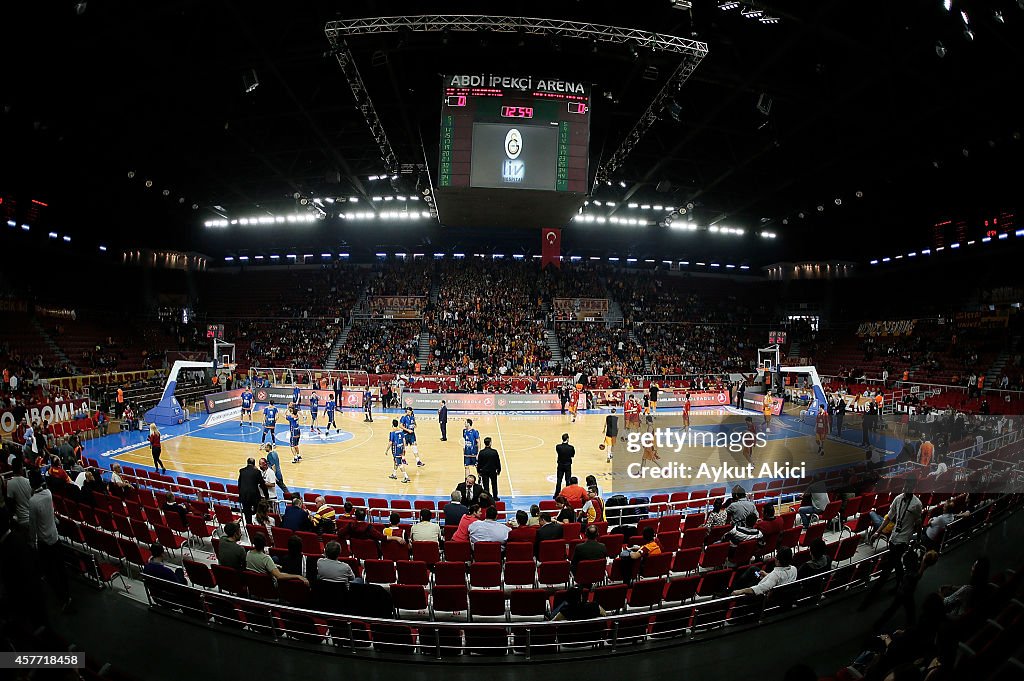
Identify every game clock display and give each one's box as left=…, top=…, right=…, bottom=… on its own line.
left=439, top=74, right=590, bottom=193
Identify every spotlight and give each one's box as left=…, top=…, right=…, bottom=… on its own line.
left=798, top=212, right=805, bottom=219
left=834, top=198, right=841, bottom=206
left=161, top=189, right=170, bottom=196
left=994, top=10, right=1004, bottom=24
left=619, top=181, right=627, bottom=188
left=942, top=0, right=951, bottom=11
left=127, top=171, right=135, bottom=178
left=816, top=205, right=824, bottom=212
left=855, top=190, right=864, bottom=198
left=935, top=41, right=947, bottom=58
left=144, top=180, right=153, bottom=188
left=963, top=28, right=974, bottom=41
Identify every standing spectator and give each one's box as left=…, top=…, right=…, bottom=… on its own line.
left=554, top=433, right=575, bottom=497
left=476, top=436, right=501, bottom=500
left=237, top=457, right=266, bottom=525
left=873, top=549, right=939, bottom=630
left=28, top=471, right=70, bottom=608
left=148, top=424, right=166, bottom=475
left=437, top=400, right=448, bottom=441
left=860, top=478, right=923, bottom=610
left=264, top=444, right=289, bottom=500
left=6, top=459, right=32, bottom=532
left=95, top=410, right=108, bottom=436
left=259, top=458, right=279, bottom=512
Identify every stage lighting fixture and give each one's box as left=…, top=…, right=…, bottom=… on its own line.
left=935, top=41, right=947, bottom=57
left=942, top=0, right=951, bottom=11
left=816, top=205, right=824, bottom=211
left=127, top=171, right=135, bottom=178
left=994, top=10, right=1005, bottom=23
left=99, top=245, right=107, bottom=252
left=855, top=190, right=864, bottom=198
left=619, top=181, right=627, bottom=188
left=718, top=2, right=740, bottom=10
left=242, top=69, right=259, bottom=94
left=144, top=180, right=153, bottom=188
left=834, top=198, right=841, bottom=205
left=192, top=204, right=199, bottom=210
left=798, top=212, right=805, bottom=219
left=741, top=8, right=763, bottom=19
left=161, top=189, right=170, bottom=196
left=963, top=28, right=974, bottom=40
left=75, top=2, right=87, bottom=15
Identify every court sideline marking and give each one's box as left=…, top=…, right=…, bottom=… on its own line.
left=492, top=414, right=518, bottom=499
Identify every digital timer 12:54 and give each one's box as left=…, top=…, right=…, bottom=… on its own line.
left=500, top=106, right=533, bottom=118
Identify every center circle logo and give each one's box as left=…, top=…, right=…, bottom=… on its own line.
left=504, top=129, right=522, bottom=159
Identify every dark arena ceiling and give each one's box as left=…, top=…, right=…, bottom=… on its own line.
left=2, top=0, right=1023, bottom=267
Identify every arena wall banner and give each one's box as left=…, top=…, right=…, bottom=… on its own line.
left=743, top=392, right=785, bottom=416
left=402, top=392, right=562, bottom=411
left=203, top=389, right=245, bottom=414
left=1, top=397, right=91, bottom=435
left=592, top=389, right=732, bottom=408
left=252, top=386, right=364, bottom=408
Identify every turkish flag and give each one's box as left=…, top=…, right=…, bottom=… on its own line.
left=541, top=228, right=561, bottom=269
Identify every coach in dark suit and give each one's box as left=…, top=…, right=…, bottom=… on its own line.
left=438, top=400, right=448, bottom=441
left=554, top=433, right=575, bottom=498
left=237, top=457, right=266, bottom=525
left=333, top=377, right=344, bottom=407
left=455, top=475, right=486, bottom=505
left=476, top=437, right=501, bottom=500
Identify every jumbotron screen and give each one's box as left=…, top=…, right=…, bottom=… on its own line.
left=435, top=74, right=591, bottom=228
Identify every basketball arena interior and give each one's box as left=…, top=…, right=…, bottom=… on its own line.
left=3, top=2, right=1024, bottom=680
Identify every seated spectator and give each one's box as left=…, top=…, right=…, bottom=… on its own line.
left=338, top=501, right=355, bottom=520
left=555, top=496, right=576, bottom=523
left=47, top=456, right=71, bottom=485
left=549, top=586, right=606, bottom=621
left=732, top=546, right=798, bottom=596
left=317, top=541, right=360, bottom=584
left=571, top=524, right=608, bottom=570
left=141, top=543, right=186, bottom=584
left=275, top=534, right=304, bottom=576
left=724, top=485, right=758, bottom=526
left=923, top=502, right=969, bottom=551
left=409, top=509, right=442, bottom=543
left=534, top=513, right=563, bottom=556
left=507, top=510, right=537, bottom=544
left=526, top=504, right=541, bottom=527
left=341, top=508, right=384, bottom=543
left=704, top=498, right=728, bottom=527
left=282, top=497, right=312, bottom=532
left=580, top=487, right=604, bottom=525
left=468, top=505, right=511, bottom=545
left=559, top=477, right=588, bottom=509
left=161, top=491, right=188, bottom=526
left=245, top=532, right=308, bottom=586
left=451, top=504, right=482, bottom=543
left=310, top=496, right=336, bottom=534
left=217, top=522, right=246, bottom=570
left=940, top=556, right=991, bottom=618
left=253, top=500, right=275, bottom=538
left=383, top=512, right=408, bottom=546
left=797, top=482, right=830, bottom=529
left=797, top=538, right=832, bottom=578
left=628, top=526, right=663, bottom=560
left=444, top=491, right=468, bottom=526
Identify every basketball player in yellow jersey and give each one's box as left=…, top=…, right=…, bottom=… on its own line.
left=569, top=383, right=582, bottom=422
left=762, top=393, right=775, bottom=431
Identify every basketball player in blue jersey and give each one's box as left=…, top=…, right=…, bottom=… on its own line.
left=462, top=418, right=481, bottom=478
left=324, top=396, right=337, bottom=434
left=261, top=402, right=279, bottom=444
left=386, top=419, right=411, bottom=483
left=400, top=407, right=425, bottom=467
left=308, top=392, right=321, bottom=434
left=287, top=409, right=302, bottom=463
left=363, top=388, right=373, bottom=422
left=292, top=385, right=301, bottom=406
left=240, top=388, right=254, bottom=428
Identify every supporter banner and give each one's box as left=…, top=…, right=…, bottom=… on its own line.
left=253, top=386, right=364, bottom=408
left=1, top=397, right=91, bottom=435
left=369, top=296, right=426, bottom=319
left=856, top=320, right=916, bottom=337
left=402, top=392, right=562, bottom=411
left=954, top=309, right=1010, bottom=329
left=742, top=393, right=785, bottom=416
left=553, top=297, right=609, bottom=320
left=592, top=389, right=732, bottom=408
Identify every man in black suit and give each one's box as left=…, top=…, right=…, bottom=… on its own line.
left=333, top=376, right=344, bottom=408
left=443, top=491, right=468, bottom=527
left=237, top=457, right=266, bottom=525
left=558, top=386, right=568, bottom=414
left=476, top=436, right=501, bottom=500
left=455, top=474, right=486, bottom=506
left=736, top=381, right=745, bottom=409
left=438, top=400, right=448, bottom=441
left=554, top=433, right=575, bottom=497
left=534, top=513, right=564, bottom=558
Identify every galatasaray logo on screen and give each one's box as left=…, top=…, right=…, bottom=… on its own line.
left=504, top=129, right=522, bottom=159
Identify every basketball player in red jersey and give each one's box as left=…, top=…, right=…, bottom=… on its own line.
left=682, top=392, right=692, bottom=429
left=743, top=416, right=758, bottom=464
left=624, top=394, right=641, bottom=436
left=815, top=406, right=831, bottom=457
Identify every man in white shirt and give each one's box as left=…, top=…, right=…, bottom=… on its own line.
left=860, top=478, right=923, bottom=609
left=28, top=471, right=71, bottom=608
left=409, top=509, right=442, bottom=543
left=467, top=506, right=511, bottom=545
left=259, top=457, right=278, bottom=510
left=733, top=547, right=797, bottom=596
left=6, top=460, right=33, bottom=530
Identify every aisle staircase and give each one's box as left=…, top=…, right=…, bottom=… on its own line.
left=607, top=298, right=625, bottom=324
left=417, top=330, right=431, bottom=366
left=326, top=282, right=369, bottom=369
left=629, top=328, right=652, bottom=373
left=545, top=330, right=563, bottom=367
left=30, top=317, right=70, bottom=367
left=986, top=335, right=1019, bottom=388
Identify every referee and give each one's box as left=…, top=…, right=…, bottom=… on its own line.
left=476, top=436, right=501, bottom=500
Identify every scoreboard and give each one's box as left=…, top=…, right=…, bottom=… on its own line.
left=439, top=74, right=590, bottom=192
left=436, top=74, right=591, bottom=228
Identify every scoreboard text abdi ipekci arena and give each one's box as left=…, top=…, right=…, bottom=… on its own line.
left=439, top=74, right=590, bottom=192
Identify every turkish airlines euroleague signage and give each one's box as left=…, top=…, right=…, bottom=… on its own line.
left=204, top=389, right=244, bottom=414
left=251, top=387, right=364, bottom=408
left=402, top=392, right=562, bottom=411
